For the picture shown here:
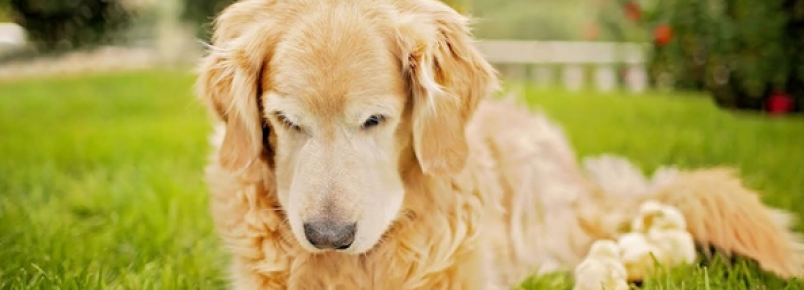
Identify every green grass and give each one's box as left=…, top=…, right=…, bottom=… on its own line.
left=1, top=70, right=802, bottom=289
left=0, top=71, right=224, bottom=289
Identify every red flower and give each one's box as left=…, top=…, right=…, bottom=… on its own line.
left=653, top=24, right=673, bottom=46
left=624, top=1, right=641, bottom=21
left=767, top=91, right=795, bottom=115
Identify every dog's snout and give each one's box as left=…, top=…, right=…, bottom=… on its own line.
left=303, top=221, right=356, bottom=250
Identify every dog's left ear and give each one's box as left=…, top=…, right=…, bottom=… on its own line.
left=195, top=1, right=283, bottom=173
left=396, top=4, right=500, bottom=176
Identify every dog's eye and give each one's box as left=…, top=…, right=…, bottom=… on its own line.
left=362, top=114, right=385, bottom=130
left=277, top=113, right=302, bottom=132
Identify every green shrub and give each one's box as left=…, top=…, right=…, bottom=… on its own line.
left=9, top=0, right=133, bottom=53
left=180, top=0, right=235, bottom=41
left=0, top=2, right=10, bottom=22
left=599, top=0, right=804, bottom=112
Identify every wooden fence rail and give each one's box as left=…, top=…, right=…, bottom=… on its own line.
left=474, top=40, right=650, bottom=93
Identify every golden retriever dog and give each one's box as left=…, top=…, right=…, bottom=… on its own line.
left=195, top=0, right=804, bottom=288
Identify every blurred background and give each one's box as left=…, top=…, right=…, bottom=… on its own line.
left=1, top=0, right=803, bottom=111
left=0, top=0, right=802, bottom=289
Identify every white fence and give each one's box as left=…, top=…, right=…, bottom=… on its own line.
left=0, top=23, right=650, bottom=91
left=474, top=40, right=650, bottom=93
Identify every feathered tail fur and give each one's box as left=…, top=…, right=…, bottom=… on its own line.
left=579, top=155, right=804, bottom=279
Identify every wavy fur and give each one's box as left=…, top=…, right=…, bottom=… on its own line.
left=197, top=0, right=804, bottom=288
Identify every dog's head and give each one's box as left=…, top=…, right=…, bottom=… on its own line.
left=196, top=0, right=498, bottom=254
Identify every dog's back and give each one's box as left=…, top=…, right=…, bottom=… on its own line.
left=198, top=0, right=804, bottom=288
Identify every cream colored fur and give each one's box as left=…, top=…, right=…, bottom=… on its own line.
left=196, top=0, right=804, bottom=288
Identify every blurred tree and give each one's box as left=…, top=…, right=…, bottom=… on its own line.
left=182, top=0, right=472, bottom=42
left=180, top=0, right=235, bottom=41
left=470, top=0, right=592, bottom=40
left=599, top=0, right=804, bottom=112
left=9, top=0, right=132, bottom=52
left=0, top=2, right=9, bottom=22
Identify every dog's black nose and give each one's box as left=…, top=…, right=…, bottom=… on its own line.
left=303, top=221, right=356, bottom=250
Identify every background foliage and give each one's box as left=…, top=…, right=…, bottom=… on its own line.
left=179, top=0, right=235, bottom=41
left=8, top=0, right=132, bottom=52
left=0, top=2, right=9, bottom=22
left=176, top=0, right=596, bottom=41
left=598, top=0, right=804, bottom=112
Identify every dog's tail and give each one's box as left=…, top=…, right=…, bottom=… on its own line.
left=579, top=155, right=804, bottom=279
left=648, top=168, right=804, bottom=278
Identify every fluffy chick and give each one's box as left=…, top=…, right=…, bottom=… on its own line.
left=573, top=240, right=630, bottom=290
left=647, top=227, right=697, bottom=265
left=630, top=200, right=697, bottom=269
left=631, top=200, right=687, bottom=233
left=617, top=232, right=663, bottom=282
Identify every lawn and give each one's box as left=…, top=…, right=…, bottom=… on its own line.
left=0, top=70, right=802, bottom=289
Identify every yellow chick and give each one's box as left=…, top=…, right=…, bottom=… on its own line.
left=631, top=200, right=697, bottom=268
left=573, top=240, right=629, bottom=290
left=644, top=203, right=696, bottom=265
left=647, top=228, right=697, bottom=265
left=617, top=232, right=663, bottom=282
left=631, top=200, right=688, bottom=232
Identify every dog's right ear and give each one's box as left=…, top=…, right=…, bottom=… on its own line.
left=196, top=2, right=282, bottom=172
left=393, top=3, right=500, bottom=176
